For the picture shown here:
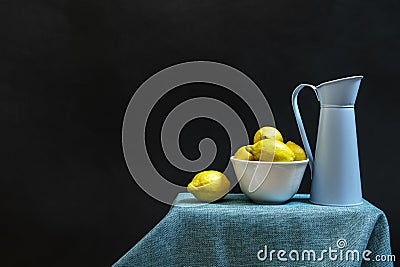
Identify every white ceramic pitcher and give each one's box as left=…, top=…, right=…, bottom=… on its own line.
left=291, top=76, right=363, bottom=206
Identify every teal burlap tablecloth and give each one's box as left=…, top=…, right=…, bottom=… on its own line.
left=114, top=194, right=393, bottom=266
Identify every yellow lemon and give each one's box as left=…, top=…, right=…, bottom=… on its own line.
left=286, top=141, right=307, bottom=161
left=234, top=146, right=254, bottom=161
left=246, top=139, right=295, bottom=162
left=187, top=170, right=230, bottom=202
left=253, top=126, right=284, bottom=144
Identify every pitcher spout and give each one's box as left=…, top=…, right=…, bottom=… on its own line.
left=316, top=76, right=363, bottom=107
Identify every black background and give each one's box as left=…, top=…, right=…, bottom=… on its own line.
left=1, top=0, right=399, bottom=266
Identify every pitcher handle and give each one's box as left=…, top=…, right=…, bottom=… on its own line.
left=291, top=84, right=318, bottom=174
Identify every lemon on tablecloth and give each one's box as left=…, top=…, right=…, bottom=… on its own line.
left=187, top=170, right=230, bottom=202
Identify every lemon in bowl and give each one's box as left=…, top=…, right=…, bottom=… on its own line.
left=253, top=126, right=283, bottom=144
left=246, top=139, right=295, bottom=162
left=285, top=141, right=307, bottom=161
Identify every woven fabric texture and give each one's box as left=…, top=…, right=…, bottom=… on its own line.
left=114, top=193, right=393, bottom=267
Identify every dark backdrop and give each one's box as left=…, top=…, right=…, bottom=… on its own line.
left=1, top=0, right=399, bottom=266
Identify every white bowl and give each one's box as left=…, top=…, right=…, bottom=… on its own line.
left=230, top=156, right=309, bottom=204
